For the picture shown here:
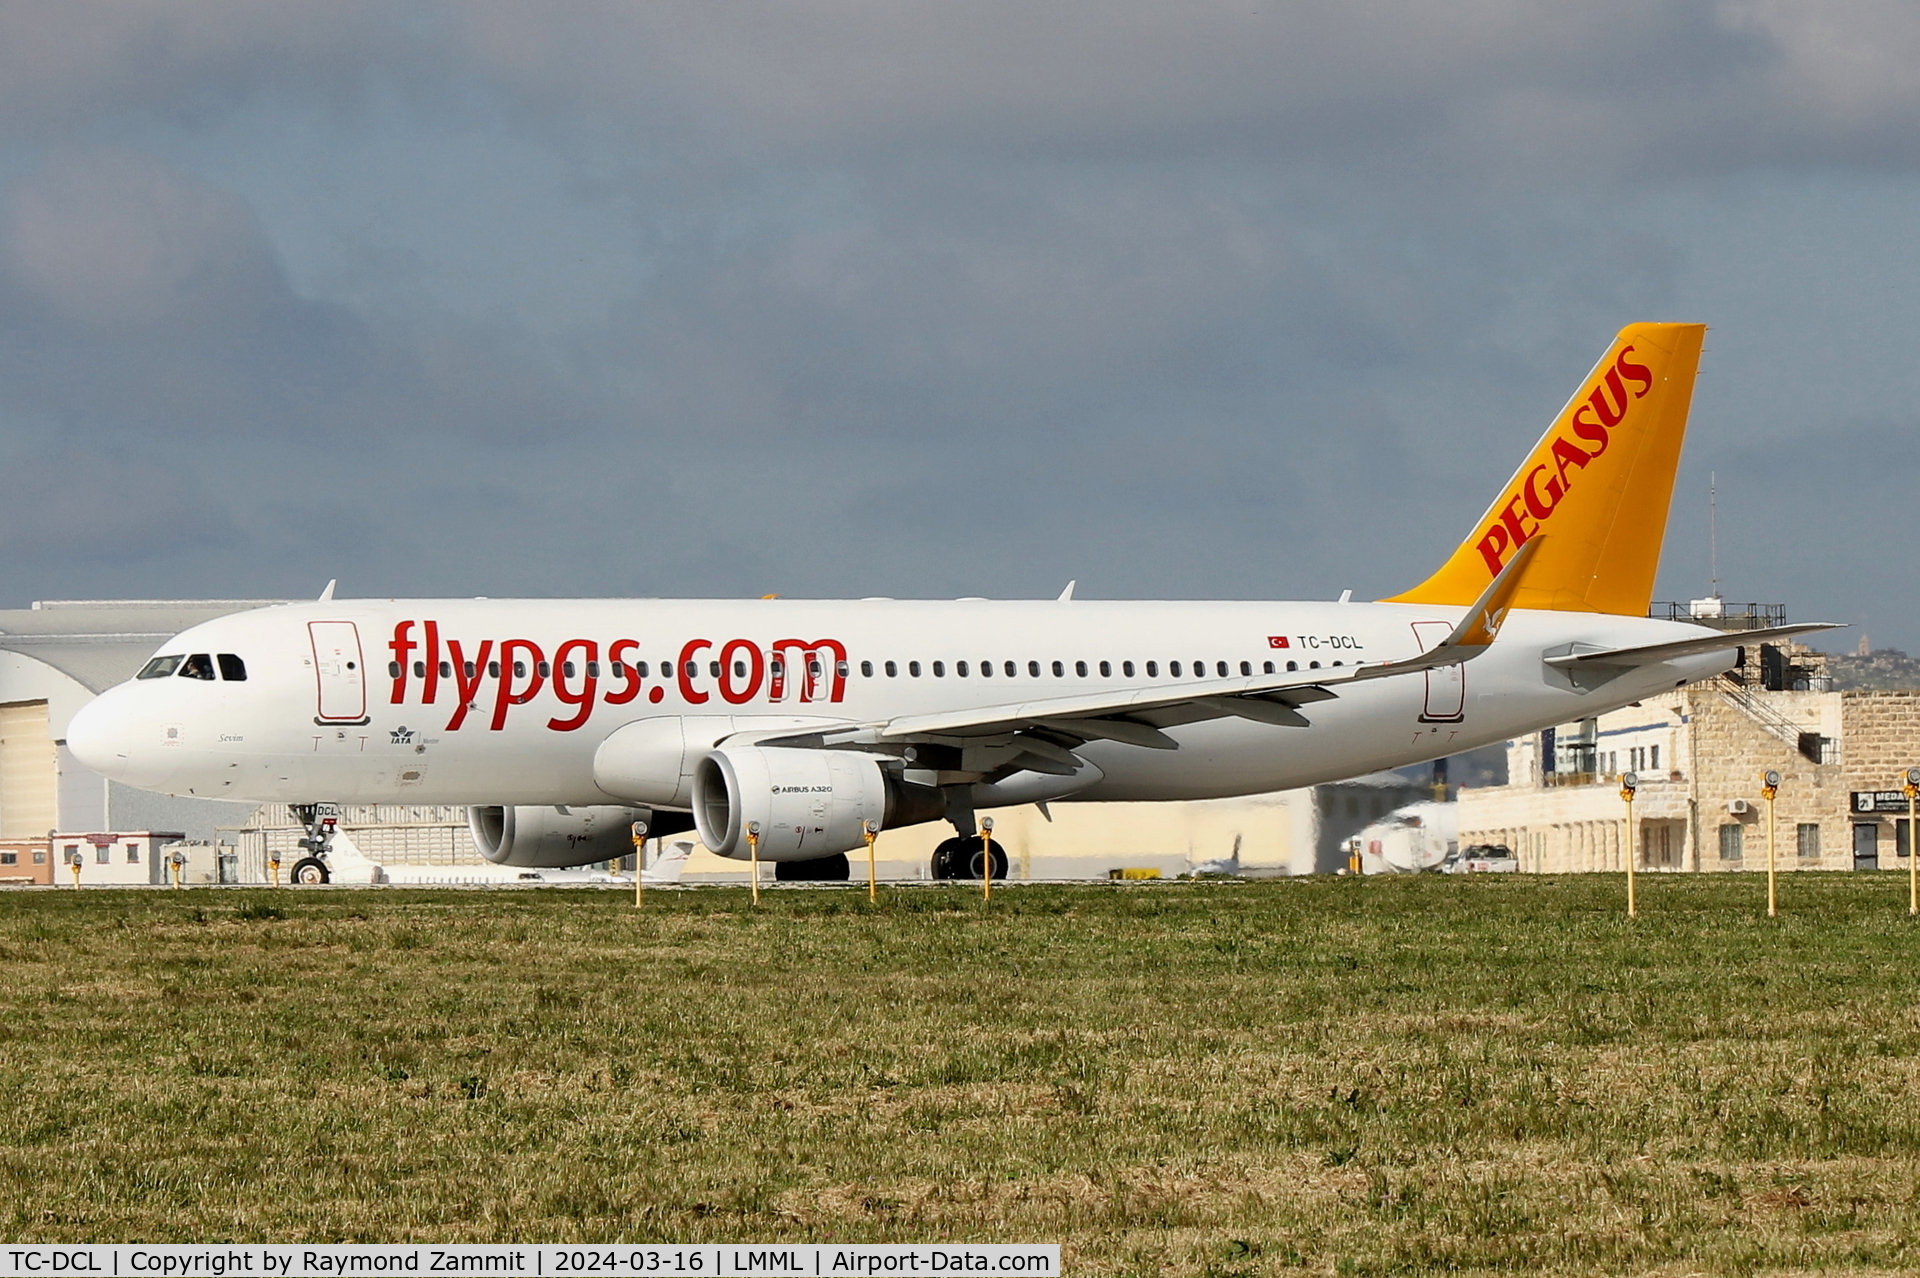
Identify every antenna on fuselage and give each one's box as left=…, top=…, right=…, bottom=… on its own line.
left=318, top=579, right=337, bottom=602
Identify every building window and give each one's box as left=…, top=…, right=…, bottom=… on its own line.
left=96, top=845, right=110, bottom=864
left=1897, top=819, right=1913, bottom=860
left=1649, top=744, right=1659, bottom=770
left=126, top=844, right=139, bottom=864
left=0, top=852, right=15, bottom=865
left=1798, top=823, right=1821, bottom=860
left=32, top=850, right=45, bottom=864
left=1718, top=824, right=1744, bottom=861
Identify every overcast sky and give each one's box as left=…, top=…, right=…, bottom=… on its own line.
left=1, top=2, right=1916, bottom=648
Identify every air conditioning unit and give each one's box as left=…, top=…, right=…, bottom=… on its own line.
left=1727, top=798, right=1750, bottom=815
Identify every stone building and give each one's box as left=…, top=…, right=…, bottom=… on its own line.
left=1458, top=613, right=1920, bottom=873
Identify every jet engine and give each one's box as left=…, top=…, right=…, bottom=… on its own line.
left=467, top=803, right=687, bottom=868
left=691, top=745, right=942, bottom=860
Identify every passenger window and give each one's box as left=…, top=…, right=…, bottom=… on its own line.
left=685, top=661, right=699, bottom=678
left=909, top=661, right=921, bottom=677
left=1263, top=661, right=1274, bottom=674
left=1195, top=661, right=1206, bottom=677
left=488, top=661, right=501, bottom=678
left=413, top=661, right=426, bottom=678
left=536, top=661, right=550, bottom=678
left=1170, top=661, right=1182, bottom=677
left=178, top=653, right=216, bottom=681
left=1240, top=661, right=1252, bottom=676
left=957, top=661, right=970, bottom=677
left=1005, top=661, right=1016, bottom=677
left=466, top=661, right=478, bottom=678
left=1309, top=661, right=1320, bottom=669
left=217, top=654, right=247, bottom=682
left=585, top=661, right=598, bottom=678
left=1051, top=661, right=1064, bottom=677
left=637, top=661, right=651, bottom=678
left=1145, top=661, right=1158, bottom=677
left=1099, top=661, right=1111, bottom=677
left=564, top=662, right=578, bottom=679
left=861, top=660, right=874, bottom=677
left=441, top=661, right=454, bottom=679
left=1287, top=660, right=1298, bottom=672
left=885, top=660, right=898, bottom=677
left=979, top=660, right=992, bottom=677
left=1123, top=661, right=1135, bottom=677
left=709, top=661, right=721, bottom=678
left=388, top=661, right=402, bottom=678
left=933, top=661, right=946, bottom=677
left=836, top=660, right=850, bottom=678
left=733, top=661, right=746, bottom=678
left=1075, top=661, right=1088, bottom=677
left=612, top=661, right=627, bottom=678
left=771, top=659, right=785, bottom=678
left=1218, top=661, right=1230, bottom=677
left=1028, top=661, right=1041, bottom=677
left=514, top=661, right=529, bottom=679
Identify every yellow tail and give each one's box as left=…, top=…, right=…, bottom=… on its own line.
left=1386, top=321, right=1706, bottom=615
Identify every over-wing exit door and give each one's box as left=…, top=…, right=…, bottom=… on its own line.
left=1410, top=621, right=1465, bottom=722
left=309, top=621, right=368, bottom=723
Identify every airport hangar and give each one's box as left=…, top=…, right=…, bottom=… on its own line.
left=0, top=599, right=1428, bottom=886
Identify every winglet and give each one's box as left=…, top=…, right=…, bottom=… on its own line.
left=1057, top=580, right=1076, bottom=602
left=1446, top=534, right=1541, bottom=650
left=318, top=579, right=337, bottom=603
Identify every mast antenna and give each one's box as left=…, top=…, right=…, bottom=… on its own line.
left=1708, top=471, right=1720, bottom=599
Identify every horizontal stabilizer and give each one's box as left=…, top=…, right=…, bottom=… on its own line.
left=1545, top=622, right=1842, bottom=671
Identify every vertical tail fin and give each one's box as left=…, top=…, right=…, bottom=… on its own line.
left=1385, top=322, right=1706, bottom=615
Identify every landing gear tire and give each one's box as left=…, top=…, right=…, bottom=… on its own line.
left=932, top=836, right=1007, bottom=881
left=775, top=852, right=851, bottom=882
left=290, top=857, right=331, bottom=885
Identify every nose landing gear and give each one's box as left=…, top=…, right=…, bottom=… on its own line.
left=288, top=803, right=338, bottom=885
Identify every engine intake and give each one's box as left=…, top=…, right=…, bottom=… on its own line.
left=467, top=804, right=688, bottom=868
left=691, top=745, right=939, bottom=860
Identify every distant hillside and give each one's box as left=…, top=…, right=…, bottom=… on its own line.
left=1826, top=648, right=1920, bottom=691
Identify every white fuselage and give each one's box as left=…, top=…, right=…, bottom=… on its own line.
left=66, top=597, right=1729, bottom=810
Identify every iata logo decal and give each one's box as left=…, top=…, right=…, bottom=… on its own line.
left=1475, top=345, right=1654, bottom=575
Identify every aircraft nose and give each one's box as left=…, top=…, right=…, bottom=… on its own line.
left=66, top=689, right=141, bottom=782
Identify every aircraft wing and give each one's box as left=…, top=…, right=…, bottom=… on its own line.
left=802, top=538, right=1547, bottom=751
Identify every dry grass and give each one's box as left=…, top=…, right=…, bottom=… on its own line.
left=2, top=875, right=1919, bottom=1274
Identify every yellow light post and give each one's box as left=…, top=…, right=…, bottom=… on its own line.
left=1760, top=769, right=1781, bottom=918
left=631, top=820, right=648, bottom=909
left=269, top=853, right=281, bottom=887
left=980, top=816, right=995, bottom=902
left=1904, top=767, right=1920, bottom=917
left=747, top=821, right=762, bottom=906
left=67, top=848, right=82, bottom=889
left=861, top=819, right=880, bottom=904
left=1619, top=771, right=1638, bottom=918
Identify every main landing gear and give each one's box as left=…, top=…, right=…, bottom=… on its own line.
left=288, top=804, right=336, bottom=885
left=928, top=786, right=1007, bottom=881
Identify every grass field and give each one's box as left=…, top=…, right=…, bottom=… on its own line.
left=3, top=875, right=1919, bottom=1275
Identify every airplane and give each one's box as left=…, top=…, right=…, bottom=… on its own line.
left=66, top=322, right=1833, bottom=884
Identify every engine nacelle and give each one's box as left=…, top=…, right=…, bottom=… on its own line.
left=693, top=746, right=933, bottom=860
left=468, top=804, right=656, bottom=868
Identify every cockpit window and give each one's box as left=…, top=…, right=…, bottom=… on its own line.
left=217, top=653, right=247, bottom=682
left=178, top=653, right=216, bottom=681
left=137, top=655, right=184, bottom=680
